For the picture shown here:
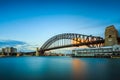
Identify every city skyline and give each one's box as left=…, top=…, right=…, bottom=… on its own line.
left=0, top=0, right=120, bottom=51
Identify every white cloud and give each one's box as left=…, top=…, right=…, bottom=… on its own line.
left=0, top=40, right=40, bottom=52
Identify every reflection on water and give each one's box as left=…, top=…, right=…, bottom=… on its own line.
left=0, top=57, right=120, bottom=80
left=72, top=59, right=86, bottom=80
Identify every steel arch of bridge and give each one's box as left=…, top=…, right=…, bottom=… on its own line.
left=40, top=33, right=104, bottom=52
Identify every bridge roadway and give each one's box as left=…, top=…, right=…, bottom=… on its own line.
left=40, top=39, right=104, bottom=52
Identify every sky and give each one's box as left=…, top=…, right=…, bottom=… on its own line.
left=0, top=0, right=120, bottom=52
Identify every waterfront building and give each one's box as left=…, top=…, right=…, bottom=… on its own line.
left=72, top=45, right=120, bottom=57
left=72, top=47, right=111, bottom=57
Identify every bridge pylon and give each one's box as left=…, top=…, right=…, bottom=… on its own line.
left=36, top=47, right=40, bottom=56
left=105, top=25, right=118, bottom=46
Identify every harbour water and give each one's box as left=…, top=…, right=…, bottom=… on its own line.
left=0, top=56, right=120, bottom=80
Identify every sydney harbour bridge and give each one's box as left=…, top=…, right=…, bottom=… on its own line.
left=37, top=25, right=120, bottom=55
left=39, top=33, right=104, bottom=54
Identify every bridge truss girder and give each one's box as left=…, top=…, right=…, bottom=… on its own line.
left=40, top=33, right=104, bottom=53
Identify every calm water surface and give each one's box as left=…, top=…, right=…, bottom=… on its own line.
left=0, top=56, right=120, bottom=80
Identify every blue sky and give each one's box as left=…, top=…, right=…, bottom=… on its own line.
left=0, top=0, right=120, bottom=51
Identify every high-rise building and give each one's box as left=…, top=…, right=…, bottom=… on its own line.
left=2, top=47, right=17, bottom=55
